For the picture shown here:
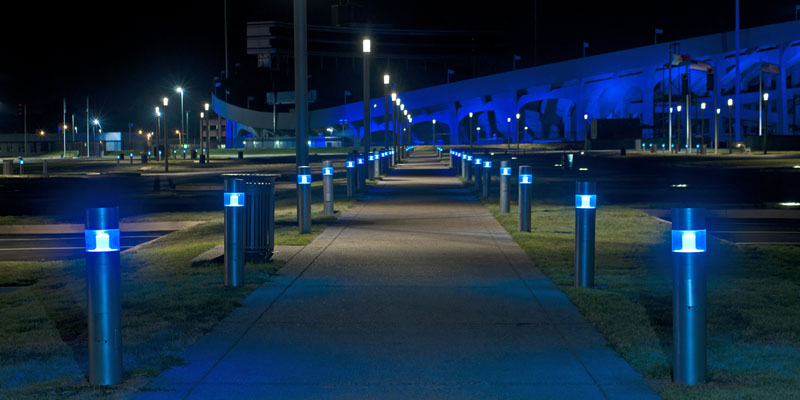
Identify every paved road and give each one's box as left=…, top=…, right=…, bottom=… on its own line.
left=138, top=151, right=656, bottom=399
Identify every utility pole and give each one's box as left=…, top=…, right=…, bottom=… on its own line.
left=362, top=38, right=371, bottom=154
left=86, top=97, right=90, bottom=157
left=63, top=98, right=67, bottom=157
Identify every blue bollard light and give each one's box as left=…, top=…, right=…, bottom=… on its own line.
left=482, top=159, right=491, bottom=198
left=367, top=153, right=376, bottom=180
left=518, top=165, right=532, bottom=232
left=574, top=181, right=597, bottom=288
left=297, top=166, right=312, bottom=233
left=346, top=156, right=356, bottom=197
left=224, top=178, right=245, bottom=287
left=356, top=155, right=365, bottom=191
left=473, top=156, right=483, bottom=190
left=322, top=160, right=334, bottom=214
left=85, top=207, right=122, bottom=386
left=500, top=161, right=511, bottom=213
left=465, top=154, right=473, bottom=181
left=672, top=208, right=707, bottom=385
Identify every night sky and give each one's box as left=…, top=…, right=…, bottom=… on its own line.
left=1, top=0, right=798, bottom=134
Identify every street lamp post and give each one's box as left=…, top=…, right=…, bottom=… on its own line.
left=676, top=105, right=683, bottom=153
left=516, top=113, right=521, bottom=153
left=763, top=92, right=769, bottom=154
left=727, top=98, right=733, bottom=154
left=162, top=97, right=169, bottom=172
left=507, top=117, right=511, bottom=151
left=469, top=112, right=473, bottom=152
left=383, top=74, right=390, bottom=151
left=668, top=107, right=673, bottom=153
left=362, top=38, right=371, bottom=155
left=93, top=119, right=101, bottom=158
left=714, top=108, right=720, bottom=154
left=583, top=114, right=589, bottom=151
left=700, top=102, right=706, bottom=154
left=154, top=109, right=160, bottom=160
left=204, top=103, right=210, bottom=165
left=432, top=119, right=436, bottom=146
left=176, top=87, right=184, bottom=147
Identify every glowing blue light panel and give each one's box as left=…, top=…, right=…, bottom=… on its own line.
left=474, top=158, right=482, bottom=165
left=298, top=174, right=311, bottom=185
left=501, top=167, right=511, bottom=176
left=671, top=230, right=707, bottom=253
left=575, top=194, right=597, bottom=209
left=224, top=192, right=245, bottom=207
left=322, top=167, right=334, bottom=176
left=346, top=161, right=355, bottom=168
left=357, top=158, right=364, bottom=165
left=483, top=161, right=492, bottom=168
left=466, top=155, right=473, bottom=161
left=519, top=174, right=532, bottom=184
left=368, top=155, right=374, bottom=161
left=85, top=229, right=121, bottom=252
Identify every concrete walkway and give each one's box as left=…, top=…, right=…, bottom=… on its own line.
left=138, top=151, right=657, bottom=399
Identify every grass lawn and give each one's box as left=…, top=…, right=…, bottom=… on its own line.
left=478, top=190, right=800, bottom=398
left=0, top=178, right=364, bottom=398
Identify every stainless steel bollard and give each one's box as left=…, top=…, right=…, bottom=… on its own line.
left=356, top=154, right=365, bottom=191
left=473, top=156, right=483, bottom=191
left=297, top=166, right=312, bottom=233
left=374, top=151, right=381, bottom=178
left=323, top=160, right=334, bottom=214
left=518, top=165, right=532, bottom=232
left=671, top=208, right=707, bottom=385
left=85, top=206, right=122, bottom=386
left=500, top=161, right=510, bottom=213
left=224, top=178, right=245, bottom=287
left=574, top=181, right=597, bottom=288
left=346, top=156, right=356, bottom=197
left=482, top=159, right=491, bottom=198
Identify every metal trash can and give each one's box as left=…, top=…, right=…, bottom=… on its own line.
left=222, top=173, right=280, bottom=261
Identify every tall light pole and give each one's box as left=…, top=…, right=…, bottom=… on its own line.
left=294, top=0, right=309, bottom=169
left=176, top=87, right=184, bottom=147
left=383, top=74, right=390, bottom=150
left=763, top=92, right=769, bottom=154
left=395, top=97, right=401, bottom=161
left=93, top=119, right=100, bottom=158
left=362, top=38, right=371, bottom=154
left=727, top=98, right=733, bottom=154
left=584, top=113, right=589, bottom=151
left=204, top=103, right=210, bottom=165
left=154, top=108, right=160, bottom=159
left=507, top=117, right=511, bottom=151
left=516, top=113, right=521, bottom=153
left=162, top=97, right=169, bottom=172
left=86, top=97, right=90, bottom=158
left=468, top=112, right=473, bottom=152
left=432, top=119, right=436, bottom=145
left=676, top=105, right=682, bottom=153
left=700, top=102, right=706, bottom=153
left=715, top=108, right=720, bottom=154
left=62, top=98, right=67, bottom=157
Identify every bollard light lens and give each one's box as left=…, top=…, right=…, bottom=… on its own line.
left=85, top=229, right=121, bottom=252
left=519, top=174, right=532, bottom=184
left=467, top=155, right=473, bottom=161
left=346, top=161, right=355, bottom=168
left=357, top=158, right=364, bottom=164
left=483, top=161, right=492, bottom=168
left=368, top=155, right=374, bottom=161
left=671, top=230, right=706, bottom=253
left=298, top=174, right=311, bottom=185
left=322, top=167, right=334, bottom=176
left=224, top=192, right=245, bottom=207
left=575, top=195, right=597, bottom=209
left=475, top=158, right=482, bottom=165
left=501, top=167, right=511, bottom=176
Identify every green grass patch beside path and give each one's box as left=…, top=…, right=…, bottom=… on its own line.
left=483, top=200, right=800, bottom=399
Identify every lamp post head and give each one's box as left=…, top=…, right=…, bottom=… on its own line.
left=701, top=102, right=706, bottom=110
left=516, top=113, right=520, bottom=119
left=204, top=102, right=210, bottom=111
left=163, top=97, right=169, bottom=107
left=670, top=107, right=673, bottom=113
left=362, top=38, right=371, bottom=53
left=524, top=126, right=528, bottom=130
left=469, top=112, right=473, bottom=118
left=176, top=87, right=183, bottom=94
left=200, top=112, right=204, bottom=118
left=477, top=126, right=481, bottom=131
left=403, top=109, right=407, bottom=116
left=583, top=114, right=588, bottom=120
left=391, top=92, right=397, bottom=101
left=432, top=119, right=436, bottom=124
left=677, top=105, right=682, bottom=112
left=154, top=107, right=160, bottom=116
left=716, top=108, right=721, bottom=115
left=507, top=117, right=511, bottom=123
left=396, top=98, right=401, bottom=106
left=727, top=98, right=733, bottom=107
left=383, top=74, right=390, bottom=84
left=93, top=119, right=100, bottom=125
left=400, top=104, right=405, bottom=111
left=763, top=92, right=769, bottom=101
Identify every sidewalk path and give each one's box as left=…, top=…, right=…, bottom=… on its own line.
left=138, top=151, right=657, bottom=399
